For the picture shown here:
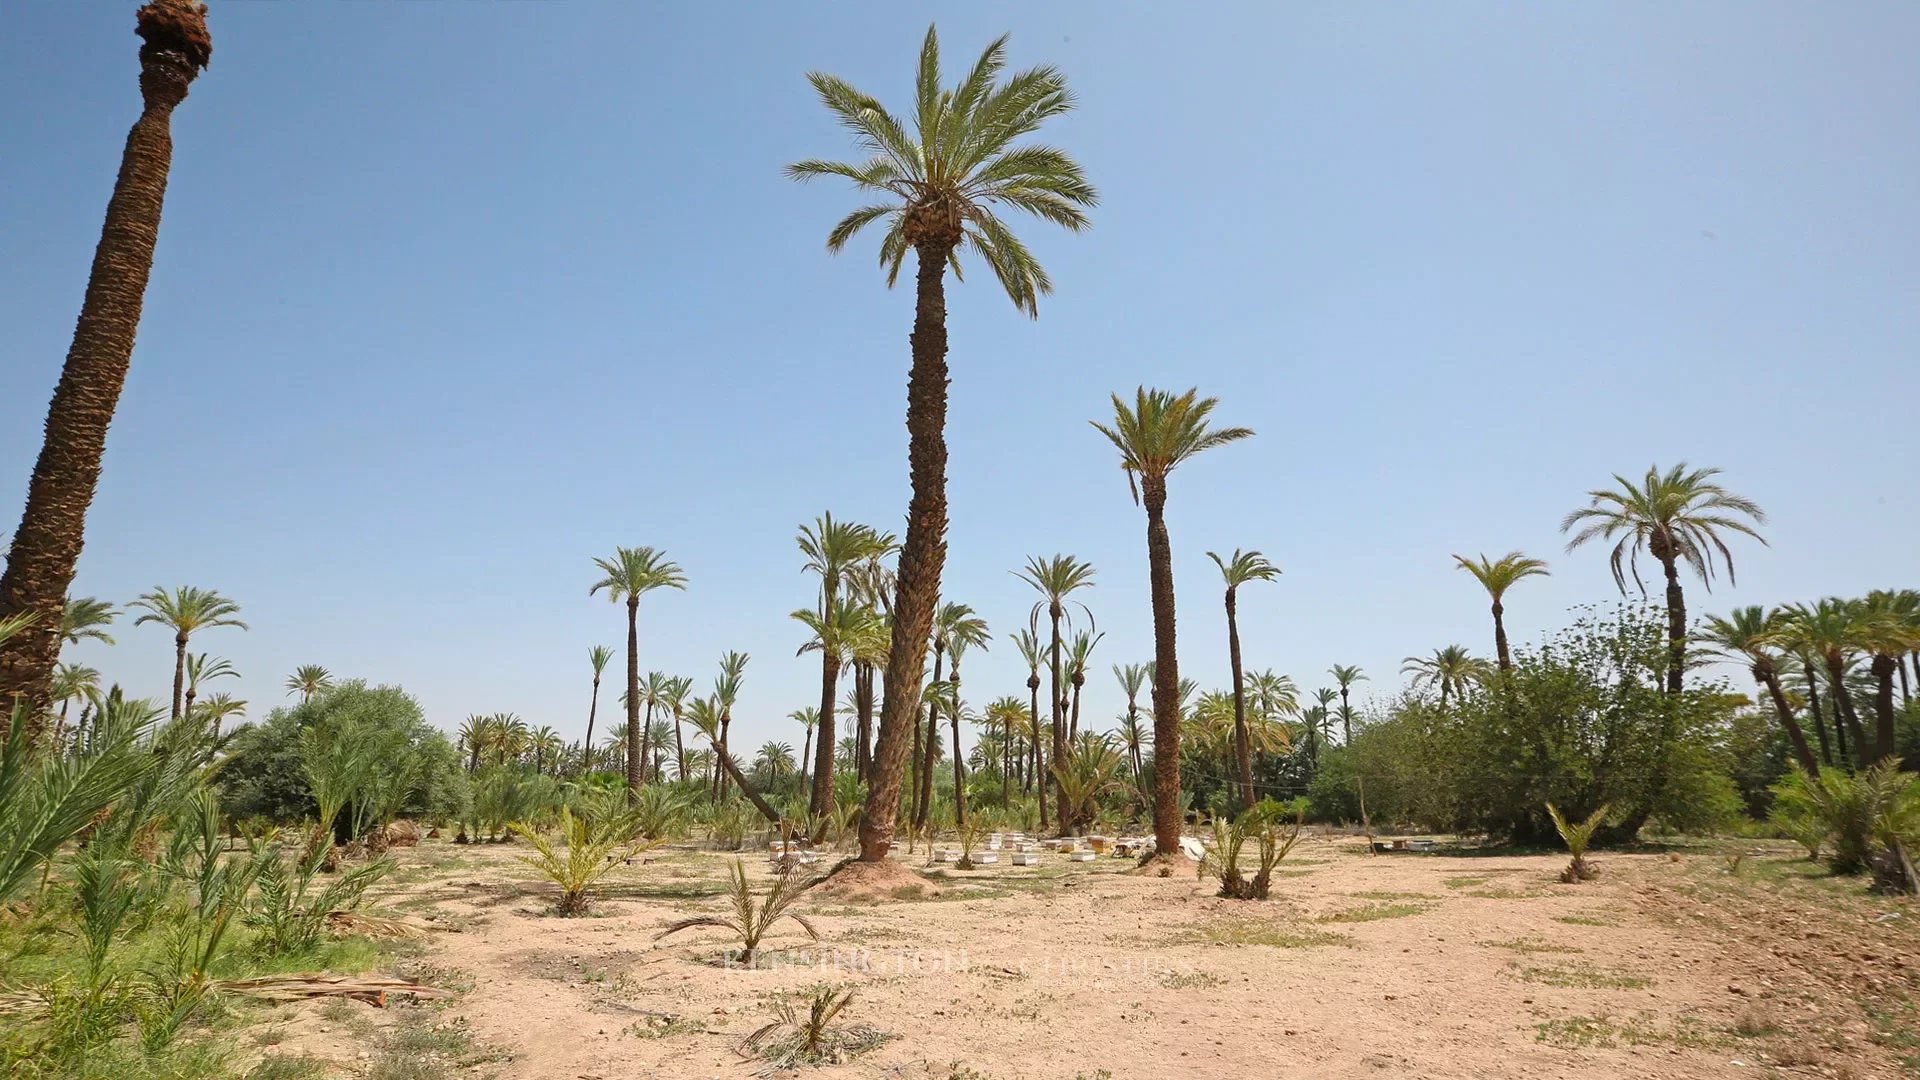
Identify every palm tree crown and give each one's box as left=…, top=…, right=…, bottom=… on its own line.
left=1453, top=551, right=1550, bottom=603
left=590, top=547, right=688, bottom=604
left=285, top=663, right=334, bottom=701
left=787, top=25, right=1097, bottom=315
left=58, top=596, right=118, bottom=648
left=1207, top=549, right=1281, bottom=591
left=130, top=585, right=246, bottom=638
left=1091, top=388, right=1253, bottom=503
left=1560, top=464, right=1766, bottom=594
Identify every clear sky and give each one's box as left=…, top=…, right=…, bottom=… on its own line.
left=4, top=3, right=1916, bottom=759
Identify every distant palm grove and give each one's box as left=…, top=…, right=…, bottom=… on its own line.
left=0, top=11, right=1916, bottom=1072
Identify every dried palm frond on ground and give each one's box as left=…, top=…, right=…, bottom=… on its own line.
left=741, top=987, right=890, bottom=1069
left=216, top=974, right=450, bottom=1007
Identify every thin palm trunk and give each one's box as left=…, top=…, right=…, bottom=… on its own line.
left=802, top=725, right=814, bottom=788
left=672, top=706, right=686, bottom=781
left=1757, top=664, right=1819, bottom=774
left=624, top=597, right=641, bottom=802
left=638, top=699, right=656, bottom=789
left=811, top=652, right=839, bottom=818
left=1801, top=659, right=1832, bottom=766
left=854, top=662, right=874, bottom=783
left=1661, top=556, right=1686, bottom=694
left=1869, top=655, right=1898, bottom=763
left=1225, top=588, right=1253, bottom=811
left=1338, top=686, right=1353, bottom=747
left=1824, top=655, right=1862, bottom=769
left=1491, top=600, right=1512, bottom=673
left=1028, top=674, right=1048, bottom=827
left=1047, top=607, right=1066, bottom=834
left=712, top=742, right=781, bottom=823
left=1143, top=477, right=1183, bottom=856
left=916, top=645, right=944, bottom=828
left=950, top=656, right=967, bottom=827
left=170, top=633, right=187, bottom=720
left=583, top=673, right=601, bottom=773
left=0, top=18, right=204, bottom=727
left=858, top=239, right=953, bottom=863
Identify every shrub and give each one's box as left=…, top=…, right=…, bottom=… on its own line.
left=510, top=806, right=658, bottom=915
left=654, top=860, right=817, bottom=965
left=1547, top=802, right=1608, bottom=883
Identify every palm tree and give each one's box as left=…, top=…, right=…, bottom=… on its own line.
left=581, top=645, right=613, bottom=772
left=1698, top=607, right=1819, bottom=774
left=792, top=26, right=1096, bottom=865
left=942, top=609, right=990, bottom=828
left=664, top=674, right=693, bottom=784
left=181, top=652, right=235, bottom=720
left=458, top=714, right=491, bottom=773
left=756, top=742, right=797, bottom=783
left=1112, top=662, right=1149, bottom=790
left=712, top=651, right=750, bottom=801
left=1206, top=549, right=1279, bottom=810
left=685, top=696, right=780, bottom=823
left=1307, top=688, right=1339, bottom=764
left=791, top=708, right=819, bottom=787
left=129, top=586, right=245, bottom=720
left=57, top=597, right=118, bottom=649
left=797, top=514, right=886, bottom=818
left=1328, top=664, right=1367, bottom=746
left=196, top=692, right=245, bottom=738
left=284, top=664, right=333, bottom=703
left=1561, top=464, right=1767, bottom=693
left=1091, top=388, right=1251, bottom=860
left=793, top=599, right=874, bottom=820
left=1015, top=555, right=1096, bottom=833
left=1400, top=646, right=1487, bottom=709
left=1014, top=628, right=1048, bottom=820
left=0, top=1, right=214, bottom=725
left=1064, top=629, right=1103, bottom=742
left=49, top=661, right=101, bottom=748
left=590, top=547, right=687, bottom=801
left=1780, top=600, right=1869, bottom=768
left=1452, top=552, right=1550, bottom=673
left=1858, top=591, right=1918, bottom=763
left=528, top=725, right=562, bottom=775
left=637, top=671, right=674, bottom=789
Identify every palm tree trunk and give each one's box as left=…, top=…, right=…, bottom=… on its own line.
left=1491, top=600, right=1511, bottom=673
left=802, top=726, right=814, bottom=790
left=0, top=27, right=204, bottom=729
left=811, top=651, right=839, bottom=820
left=170, top=633, right=188, bottom=721
left=1824, top=658, right=1858, bottom=769
left=1661, top=558, right=1686, bottom=694
left=1869, top=655, right=1898, bottom=763
left=1029, top=675, right=1048, bottom=828
left=950, top=659, right=968, bottom=827
left=854, top=662, right=874, bottom=783
left=1070, top=677, right=1084, bottom=742
left=1758, top=667, right=1819, bottom=774
left=717, top=714, right=733, bottom=798
left=637, top=699, right=655, bottom=789
left=1802, top=659, right=1832, bottom=766
left=625, top=597, right=641, bottom=803
left=1339, top=687, right=1353, bottom=746
left=1047, top=607, right=1066, bottom=835
left=1225, top=588, right=1253, bottom=811
left=672, top=706, right=686, bottom=782
left=916, top=646, right=944, bottom=829
left=858, top=238, right=953, bottom=864
left=712, top=742, right=781, bottom=824
left=1142, top=477, right=1184, bottom=858
left=583, top=674, right=601, bottom=773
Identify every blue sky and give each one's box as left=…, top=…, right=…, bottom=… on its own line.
left=4, top=3, right=1916, bottom=758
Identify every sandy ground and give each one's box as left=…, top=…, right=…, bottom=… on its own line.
left=255, top=833, right=1918, bottom=1080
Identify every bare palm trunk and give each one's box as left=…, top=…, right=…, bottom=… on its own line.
left=637, top=699, right=655, bottom=788
left=1070, top=675, right=1084, bottom=742
left=854, top=662, right=874, bottom=783
left=1801, top=658, right=1832, bottom=766
left=624, top=597, right=641, bottom=803
left=1142, top=477, right=1183, bottom=857
left=583, top=673, right=601, bottom=773
left=1225, top=587, right=1253, bottom=811
left=950, top=657, right=967, bottom=827
left=916, top=645, right=944, bottom=829
left=1661, top=557, right=1686, bottom=694
left=1047, top=606, right=1066, bottom=835
left=811, top=651, right=839, bottom=819
left=170, top=632, right=187, bottom=721
left=1756, top=664, right=1819, bottom=774
left=1869, top=655, right=1898, bottom=763
left=1339, top=687, right=1353, bottom=747
left=1491, top=599, right=1512, bottom=673
left=0, top=10, right=206, bottom=729
left=858, top=238, right=953, bottom=863
left=1029, top=674, right=1048, bottom=828
left=712, top=742, right=781, bottom=824
left=1825, top=658, right=1853, bottom=768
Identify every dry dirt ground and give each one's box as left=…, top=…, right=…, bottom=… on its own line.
left=247, top=833, right=1918, bottom=1080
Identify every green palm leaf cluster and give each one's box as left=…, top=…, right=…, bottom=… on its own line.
left=509, top=805, right=660, bottom=916
left=654, top=859, right=819, bottom=967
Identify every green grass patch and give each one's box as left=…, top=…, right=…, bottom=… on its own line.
left=1480, top=937, right=1585, bottom=955
left=1348, top=890, right=1440, bottom=901
left=1157, top=970, right=1224, bottom=989
left=1510, top=961, right=1652, bottom=990
left=626, top=1013, right=701, bottom=1040
left=1442, top=876, right=1488, bottom=889
left=1175, top=918, right=1350, bottom=949
left=1533, top=1012, right=1716, bottom=1049
left=1554, top=913, right=1618, bottom=927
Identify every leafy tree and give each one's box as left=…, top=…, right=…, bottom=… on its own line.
left=590, top=547, right=686, bottom=801
left=1093, top=387, right=1251, bottom=860
left=1452, top=552, right=1549, bottom=673
left=129, top=586, right=246, bottom=720
left=791, top=26, right=1095, bottom=864
left=0, top=0, right=213, bottom=722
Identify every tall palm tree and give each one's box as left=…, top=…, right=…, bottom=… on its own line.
left=1307, top=688, right=1339, bottom=764
left=1016, top=555, right=1096, bottom=833
left=797, top=514, right=885, bottom=819
left=793, top=600, right=872, bottom=820
left=58, top=597, right=118, bottom=649
left=664, top=674, right=693, bottom=782
left=1400, top=645, right=1487, bottom=709
left=684, top=696, right=779, bottom=822
left=530, top=725, right=562, bottom=775
left=1698, top=607, right=1819, bottom=774
left=1015, top=628, right=1048, bottom=819
left=1206, top=549, right=1279, bottom=810
left=1245, top=669, right=1300, bottom=777
left=284, top=664, right=333, bottom=704
left=637, top=671, right=674, bottom=789
left=941, top=608, right=990, bottom=827
left=1112, top=662, right=1148, bottom=791
left=589, top=546, right=687, bottom=801
left=712, top=651, right=749, bottom=801
left=756, top=742, right=797, bottom=783
left=181, top=652, right=235, bottom=720
left=1561, top=464, right=1767, bottom=693
left=1452, top=552, right=1549, bottom=673
left=792, top=707, right=819, bottom=787
left=458, top=714, right=491, bottom=774
left=792, top=26, right=1095, bottom=864
left=582, top=645, right=613, bottom=772
left=1092, top=388, right=1251, bottom=860
left=0, top=1, right=214, bottom=726
left=845, top=536, right=897, bottom=782
left=50, top=661, right=101, bottom=748
left=1328, top=664, right=1367, bottom=746
left=129, top=586, right=246, bottom=720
